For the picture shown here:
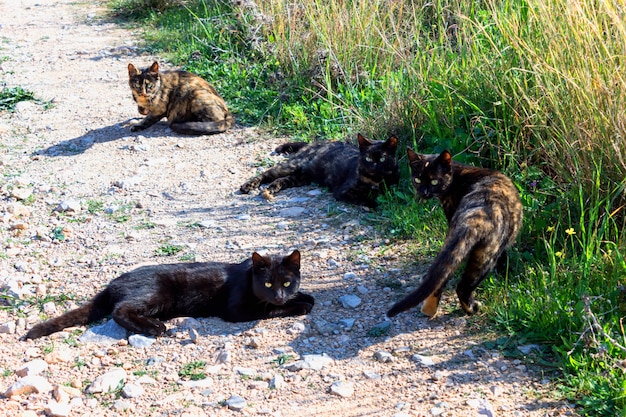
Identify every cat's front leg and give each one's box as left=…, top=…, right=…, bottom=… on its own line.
left=130, top=115, right=163, bottom=132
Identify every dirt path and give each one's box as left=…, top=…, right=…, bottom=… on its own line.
left=0, top=1, right=577, bottom=416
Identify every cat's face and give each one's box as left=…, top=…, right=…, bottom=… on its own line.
left=128, top=62, right=162, bottom=113
left=357, top=134, right=399, bottom=181
left=251, top=250, right=301, bottom=305
left=407, top=148, right=453, bottom=199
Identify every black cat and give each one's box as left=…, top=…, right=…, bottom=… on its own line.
left=22, top=250, right=313, bottom=340
left=240, top=133, right=399, bottom=208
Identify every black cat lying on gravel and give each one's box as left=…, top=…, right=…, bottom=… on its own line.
left=240, top=133, right=399, bottom=208
left=22, top=250, right=314, bottom=340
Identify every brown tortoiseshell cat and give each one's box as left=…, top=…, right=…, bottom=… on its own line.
left=22, top=250, right=313, bottom=340
left=240, top=134, right=399, bottom=208
left=387, top=149, right=523, bottom=318
left=127, top=61, right=234, bottom=135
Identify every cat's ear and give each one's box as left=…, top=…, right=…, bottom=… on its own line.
left=252, top=252, right=269, bottom=269
left=357, top=133, right=373, bottom=151
left=437, top=150, right=453, bottom=168
left=284, top=250, right=301, bottom=269
left=406, top=147, right=421, bottom=164
left=127, top=63, right=139, bottom=77
left=149, top=61, right=160, bottom=74
left=385, top=135, right=398, bottom=151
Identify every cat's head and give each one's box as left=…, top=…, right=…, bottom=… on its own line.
left=251, top=250, right=301, bottom=305
left=127, top=62, right=162, bottom=112
left=356, top=133, right=399, bottom=183
left=407, top=148, right=453, bottom=199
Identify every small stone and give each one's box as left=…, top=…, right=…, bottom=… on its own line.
left=356, top=285, right=369, bottom=294
left=374, top=351, right=394, bottom=363
left=188, top=328, right=199, bottom=343
left=363, top=370, right=381, bottom=380
left=55, top=199, right=81, bottom=213
left=329, top=381, right=354, bottom=398
left=79, top=320, right=128, bottom=344
left=112, top=399, right=134, bottom=412
left=128, top=334, right=156, bottom=349
left=86, top=369, right=127, bottom=394
left=0, top=321, right=16, bottom=334
left=146, top=356, right=164, bottom=366
left=338, top=294, right=361, bottom=309
left=343, top=272, right=357, bottom=280
left=15, top=359, right=48, bottom=377
left=339, top=318, right=355, bottom=330
left=42, top=301, right=57, bottom=315
left=4, top=376, right=53, bottom=396
left=234, top=367, right=255, bottom=377
left=246, top=337, right=261, bottom=348
left=237, top=214, right=251, bottom=221
left=11, top=187, right=33, bottom=201
left=278, top=207, right=307, bottom=217
left=518, top=344, right=541, bottom=355
left=225, top=395, right=246, bottom=411
left=122, top=383, right=144, bottom=398
left=411, top=354, right=435, bottom=367
left=248, top=380, right=269, bottom=390
left=269, top=374, right=286, bottom=389
left=45, top=402, right=71, bottom=417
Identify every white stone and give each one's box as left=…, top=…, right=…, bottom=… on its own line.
left=329, top=381, right=354, bottom=398
left=86, top=369, right=127, bottom=393
left=4, top=375, right=53, bottom=396
left=16, top=359, right=49, bottom=377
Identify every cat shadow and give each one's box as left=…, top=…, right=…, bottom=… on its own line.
left=34, top=120, right=170, bottom=157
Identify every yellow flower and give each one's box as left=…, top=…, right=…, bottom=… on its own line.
left=546, top=226, right=555, bottom=233
left=565, top=228, right=576, bottom=235
left=555, top=251, right=565, bottom=259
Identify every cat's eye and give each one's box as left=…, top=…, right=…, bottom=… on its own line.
left=365, top=156, right=373, bottom=162
left=283, top=281, right=291, bottom=288
left=379, top=156, right=386, bottom=163
left=430, top=179, right=439, bottom=185
left=264, top=282, right=272, bottom=288
left=414, top=178, right=421, bottom=184
left=146, top=82, right=153, bottom=88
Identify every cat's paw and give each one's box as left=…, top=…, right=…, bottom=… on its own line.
left=460, top=299, right=480, bottom=315
left=240, top=179, right=260, bottom=194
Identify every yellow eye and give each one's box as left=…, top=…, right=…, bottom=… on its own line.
left=264, top=282, right=272, bottom=288
left=379, top=156, right=385, bottom=162
left=283, top=281, right=291, bottom=287
left=414, top=178, right=421, bottom=184
left=431, top=179, right=439, bottom=185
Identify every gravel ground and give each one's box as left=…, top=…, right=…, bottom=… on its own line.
left=0, top=1, right=579, bottom=416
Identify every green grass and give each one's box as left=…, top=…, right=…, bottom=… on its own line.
left=108, top=1, right=626, bottom=414
left=178, top=361, right=207, bottom=381
left=0, top=85, right=36, bottom=112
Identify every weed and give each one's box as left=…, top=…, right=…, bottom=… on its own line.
left=155, top=243, right=184, bottom=257
left=179, top=361, right=207, bottom=381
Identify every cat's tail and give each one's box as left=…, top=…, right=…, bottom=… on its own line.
left=274, top=142, right=308, bottom=154
left=170, top=113, right=235, bottom=135
left=386, top=227, right=479, bottom=318
left=21, top=290, right=113, bottom=340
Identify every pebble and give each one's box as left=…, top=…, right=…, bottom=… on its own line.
left=45, top=402, right=71, bottom=417
left=15, top=359, right=48, bottom=377
left=5, top=375, right=52, bottom=397
left=0, top=321, right=16, bottom=334
left=278, top=207, right=307, bottom=217
left=329, top=381, right=354, bottom=398
left=374, top=351, right=394, bottom=363
left=122, top=383, right=145, bottom=398
left=189, top=327, right=199, bottom=343
left=86, top=369, right=127, bottom=394
left=338, top=294, right=361, bottom=309
left=411, top=354, right=435, bottom=367
left=518, top=344, right=541, bottom=354
left=363, top=370, right=381, bottom=380
left=269, top=374, right=286, bottom=389
left=343, top=272, right=357, bottom=280
left=54, top=199, right=81, bottom=213
left=128, top=334, right=156, bottom=348
left=79, top=320, right=128, bottom=344
left=11, top=187, right=33, bottom=201
left=225, top=395, right=247, bottom=411
left=338, top=318, right=355, bottom=330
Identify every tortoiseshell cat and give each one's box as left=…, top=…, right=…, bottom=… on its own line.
left=127, top=61, right=234, bottom=135
left=240, top=134, right=399, bottom=207
left=22, top=250, right=313, bottom=340
left=387, top=149, right=523, bottom=318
